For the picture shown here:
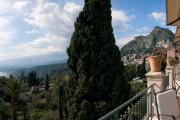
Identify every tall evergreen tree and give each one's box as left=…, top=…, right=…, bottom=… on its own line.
left=141, top=57, right=147, bottom=78
left=137, top=57, right=147, bottom=78
left=45, top=74, right=50, bottom=91
left=66, top=0, right=130, bottom=119
left=20, top=72, right=25, bottom=84
left=27, top=71, right=39, bottom=87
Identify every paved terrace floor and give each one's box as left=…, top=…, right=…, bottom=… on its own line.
left=151, top=98, right=180, bottom=120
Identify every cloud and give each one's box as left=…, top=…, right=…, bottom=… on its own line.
left=112, top=9, right=135, bottom=32
left=24, top=0, right=81, bottom=37
left=13, top=1, right=32, bottom=15
left=0, top=16, right=16, bottom=46
left=0, top=33, right=67, bottom=61
left=26, top=30, right=39, bottom=34
left=116, top=36, right=134, bottom=49
left=64, top=2, right=81, bottom=13
left=0, top=17, right=12, bottom=29
left=0, top=0, right=83, bottom=61
left=136, top=27, right=149, bottom=33
left=0, top=0, right=12, bottom=15
left=0, top=31, right=16, bottom=45
left=18, top=34, right=67, bottom=56
left=116, top=36, right=135, bottom=49
left=112, top=10, right=132, bottom=23
left=0, top=0, right=16, bottom=43
left=149, top=12, right=166, bottom=25
left=17, top=0, right=82, bottom=59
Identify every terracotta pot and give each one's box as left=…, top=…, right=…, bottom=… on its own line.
left=148, top=56, right=162, bottom=72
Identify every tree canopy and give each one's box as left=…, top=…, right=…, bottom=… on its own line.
left=27, top=71, right=39, bottom=87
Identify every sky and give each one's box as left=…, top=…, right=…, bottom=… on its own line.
left=0, top=0, right=176, bottom=66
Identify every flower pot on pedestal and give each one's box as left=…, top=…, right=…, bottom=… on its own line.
left=149, top=56, right=162, bottom=72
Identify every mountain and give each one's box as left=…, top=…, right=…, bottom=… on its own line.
left=121, top=26, right=175, bottom=57
left=12, top=62, right=70, bottom=78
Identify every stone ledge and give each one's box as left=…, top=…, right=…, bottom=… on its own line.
left=166, top=66, right=174, bottom=69
left=146, top=72, right=165, bottom=79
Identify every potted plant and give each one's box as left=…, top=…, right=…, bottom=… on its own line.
left=168, top=57, right=177, bottom=66
left=148, top=47, right=165, bottom=72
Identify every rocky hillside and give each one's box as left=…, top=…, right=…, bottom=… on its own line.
left=121, top=26, right=175, bottom=57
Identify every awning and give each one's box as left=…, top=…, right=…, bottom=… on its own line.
left=174, top=27, right=180, bottom=44
left=166, top=0, right=180, bottom=26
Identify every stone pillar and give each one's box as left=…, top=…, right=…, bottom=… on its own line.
left=166, top=66, right=174, bottom=89
left=146, top=72, right=166, bottom=119
left=146, top=72, right=166, bottom=92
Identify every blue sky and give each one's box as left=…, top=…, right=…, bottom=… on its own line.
left=0, top=0, right=175, bottom=66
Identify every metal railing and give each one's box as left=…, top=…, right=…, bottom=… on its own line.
left=98, top=84, right=155, bottom=120
left=173, top=65, right=180, bottom=97
left=163, top=73, right=169, bottom=90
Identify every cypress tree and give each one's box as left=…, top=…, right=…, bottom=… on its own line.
left=66, top=0, right=130, bottom=119
left=45, top=74, right=50, bottom=91
left=27, top=71, right=39, bottom=87
left=137, top=57, right=147, bottom=78
left=141, top=57, right=147, bottom=78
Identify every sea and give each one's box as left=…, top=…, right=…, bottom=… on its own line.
left=0, top=72, right=7, bottom=77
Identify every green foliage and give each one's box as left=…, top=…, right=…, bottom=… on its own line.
left=161, top=57, right=167, bottom=72
left=45, top=74, right=50, bottom=91
left=29, top=109, right=43, bottom=120
left=168, top=57, right=177, bottom=66
left=0, top=73, right=64, bottom=119
left=137, top=57, right=146, bottom=78
left=66, top=0, right=130, bottom=119
left=27, top=71, right=39, bottom=87
left=0, top=98, right=11, bottom=120
left=19, top=99, right=29, bottom=120
left=124, top=64, right=137, bottom=81
left=124, top=57, right=146, bottom=81
left=0, top=78, right=22, bottom=120
left=42, top=110, right=58, bottom=120
left=130, top=82, right=146, bottom=97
